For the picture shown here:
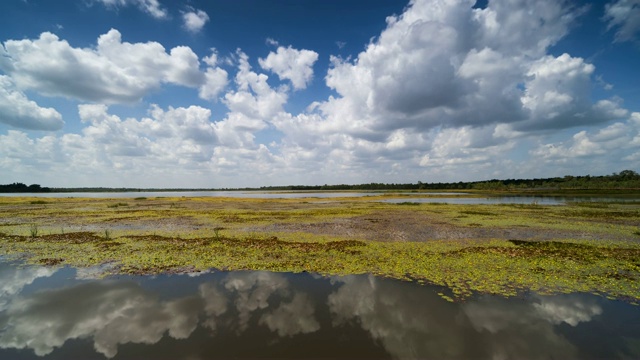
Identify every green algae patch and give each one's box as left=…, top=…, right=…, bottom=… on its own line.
left=0, top=195, right=639, bottom=302
left=1, top=230, right=639, bottom=302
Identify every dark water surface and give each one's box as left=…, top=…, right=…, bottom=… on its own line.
left=0, top=260, right=639, bottom=359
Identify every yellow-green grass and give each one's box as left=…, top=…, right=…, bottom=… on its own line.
left=0, top=196, right=639, bottom=303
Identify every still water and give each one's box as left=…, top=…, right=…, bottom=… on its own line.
left=2, top=191, right=639, bottom=205
left=381, top=196, right=640, bottom=205
left=0, top=260, right=638, bottom=359
left=381, top=196, right=569, bottom=205
left=0, top=191, right=379, bottom=199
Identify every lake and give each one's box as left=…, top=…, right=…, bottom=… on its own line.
left=0, top=191, right=380, bottom=199
left=2, top=191, right=639, bottom=205
left=0, top=259, right=638, bottom=359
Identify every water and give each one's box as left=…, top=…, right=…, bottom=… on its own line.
left=381, top=196, right=640, bottom=205
left=382, top=196, right=566, bottom=205
left=1, top=191, right=638, bottom=204
left=0, top=191, right=378, bottom=199
left=0, top=260, right=638, bottom=359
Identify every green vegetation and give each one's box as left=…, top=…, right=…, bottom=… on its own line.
left=3, top=169, right=639, bottom=193
left=0, top=183, right=51, bottom=193
left=107, top=202, right=129, bottom=208
left=29, top=224, right=38, bottom=238
left=0, top=194, right=639, bottom=303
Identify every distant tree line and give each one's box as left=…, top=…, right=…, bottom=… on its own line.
left=0, top=183, right=51, bottom=193
left=258, top=170, right=640, bottom=191
left=3, top=170, right=639, bottom=193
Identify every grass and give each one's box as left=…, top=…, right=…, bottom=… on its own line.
left=107, top=202, right=129, bottom=208
left=0, top=195, right=639, bottom=302
left=29, top=224, right=38, bottom=238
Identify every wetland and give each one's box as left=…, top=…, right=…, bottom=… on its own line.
left=0, top=192, right=639, bottom=358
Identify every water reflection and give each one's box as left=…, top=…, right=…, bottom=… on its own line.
left=0, top=261, right=638, bottom=359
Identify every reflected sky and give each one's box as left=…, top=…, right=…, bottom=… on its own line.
left=0, top=260, right=638, bottom=359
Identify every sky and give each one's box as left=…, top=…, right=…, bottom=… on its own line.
left=1, top=0, right=639, bottom=188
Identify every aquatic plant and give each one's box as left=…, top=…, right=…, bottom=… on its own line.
left=0, top=195, right=639, bottom=303
left=29, top=224, right=38, bottom=238
left=213, top=226, right=224, bottom=241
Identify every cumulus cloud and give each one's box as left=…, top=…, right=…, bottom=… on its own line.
left=531, top=111, right=640, bottom=169
left=199, top=51, right=229, bottom=101
left=604, top=0, right=640, bottom=42
left=220, top=50, right=288, bottom=146
left=1, top=0, right=637, bottom=186
left=0, top=99, right=289, bottom=187
left=182, top=7, right=210, bottom=33
left=96, top=0, right=168, bottom=19
left=318, top=0, right=603, bottom=136
left=0, top=75, right=64, bottom=130
left=257, top=0, right=631, bottom=183
left=259, top=46, right=319, bottom=90
left=0, top=29, right=205, bottom=104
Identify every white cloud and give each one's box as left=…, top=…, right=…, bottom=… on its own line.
left=0, top=0, right=637, bottom=187
left=604, top=0, right=640, bottom=42
left=182, top=8, right=210, bottom=33
left=259, top=0, right=629, bottom=184
left=0, top=75, right=64, bottom=130
left=223, top=51, right=288, bottom=134
left=517, top=53, right=598, bottom=130
left=317, top=0, right=602, bottom=137
left=0, top=98, right=289, bottom=187
left=259, top=46, right=319, bottom=90
left=96, top=0, right=168, bottom=19
left=530, top=112, right=640, bottom=171
left=199, top=67, right=229, bottom=101
left=0, top=29, right=205, bottom=104
left=198, top=50, right=229, bottom=101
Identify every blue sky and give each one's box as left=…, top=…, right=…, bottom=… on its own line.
left=1, top=0, right=639, bottom=188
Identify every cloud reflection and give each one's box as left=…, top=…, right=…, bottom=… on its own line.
left=260, top=292, right=320, bottom=337
left=327, top=275, right=604, bottom=359
left=0, top=269, right=321, bottom=358
left=0, top=264, right=621, bottom=359
left=0, top=281, right=202, bottom=358
left=0, top=262, right=56, bottom=311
